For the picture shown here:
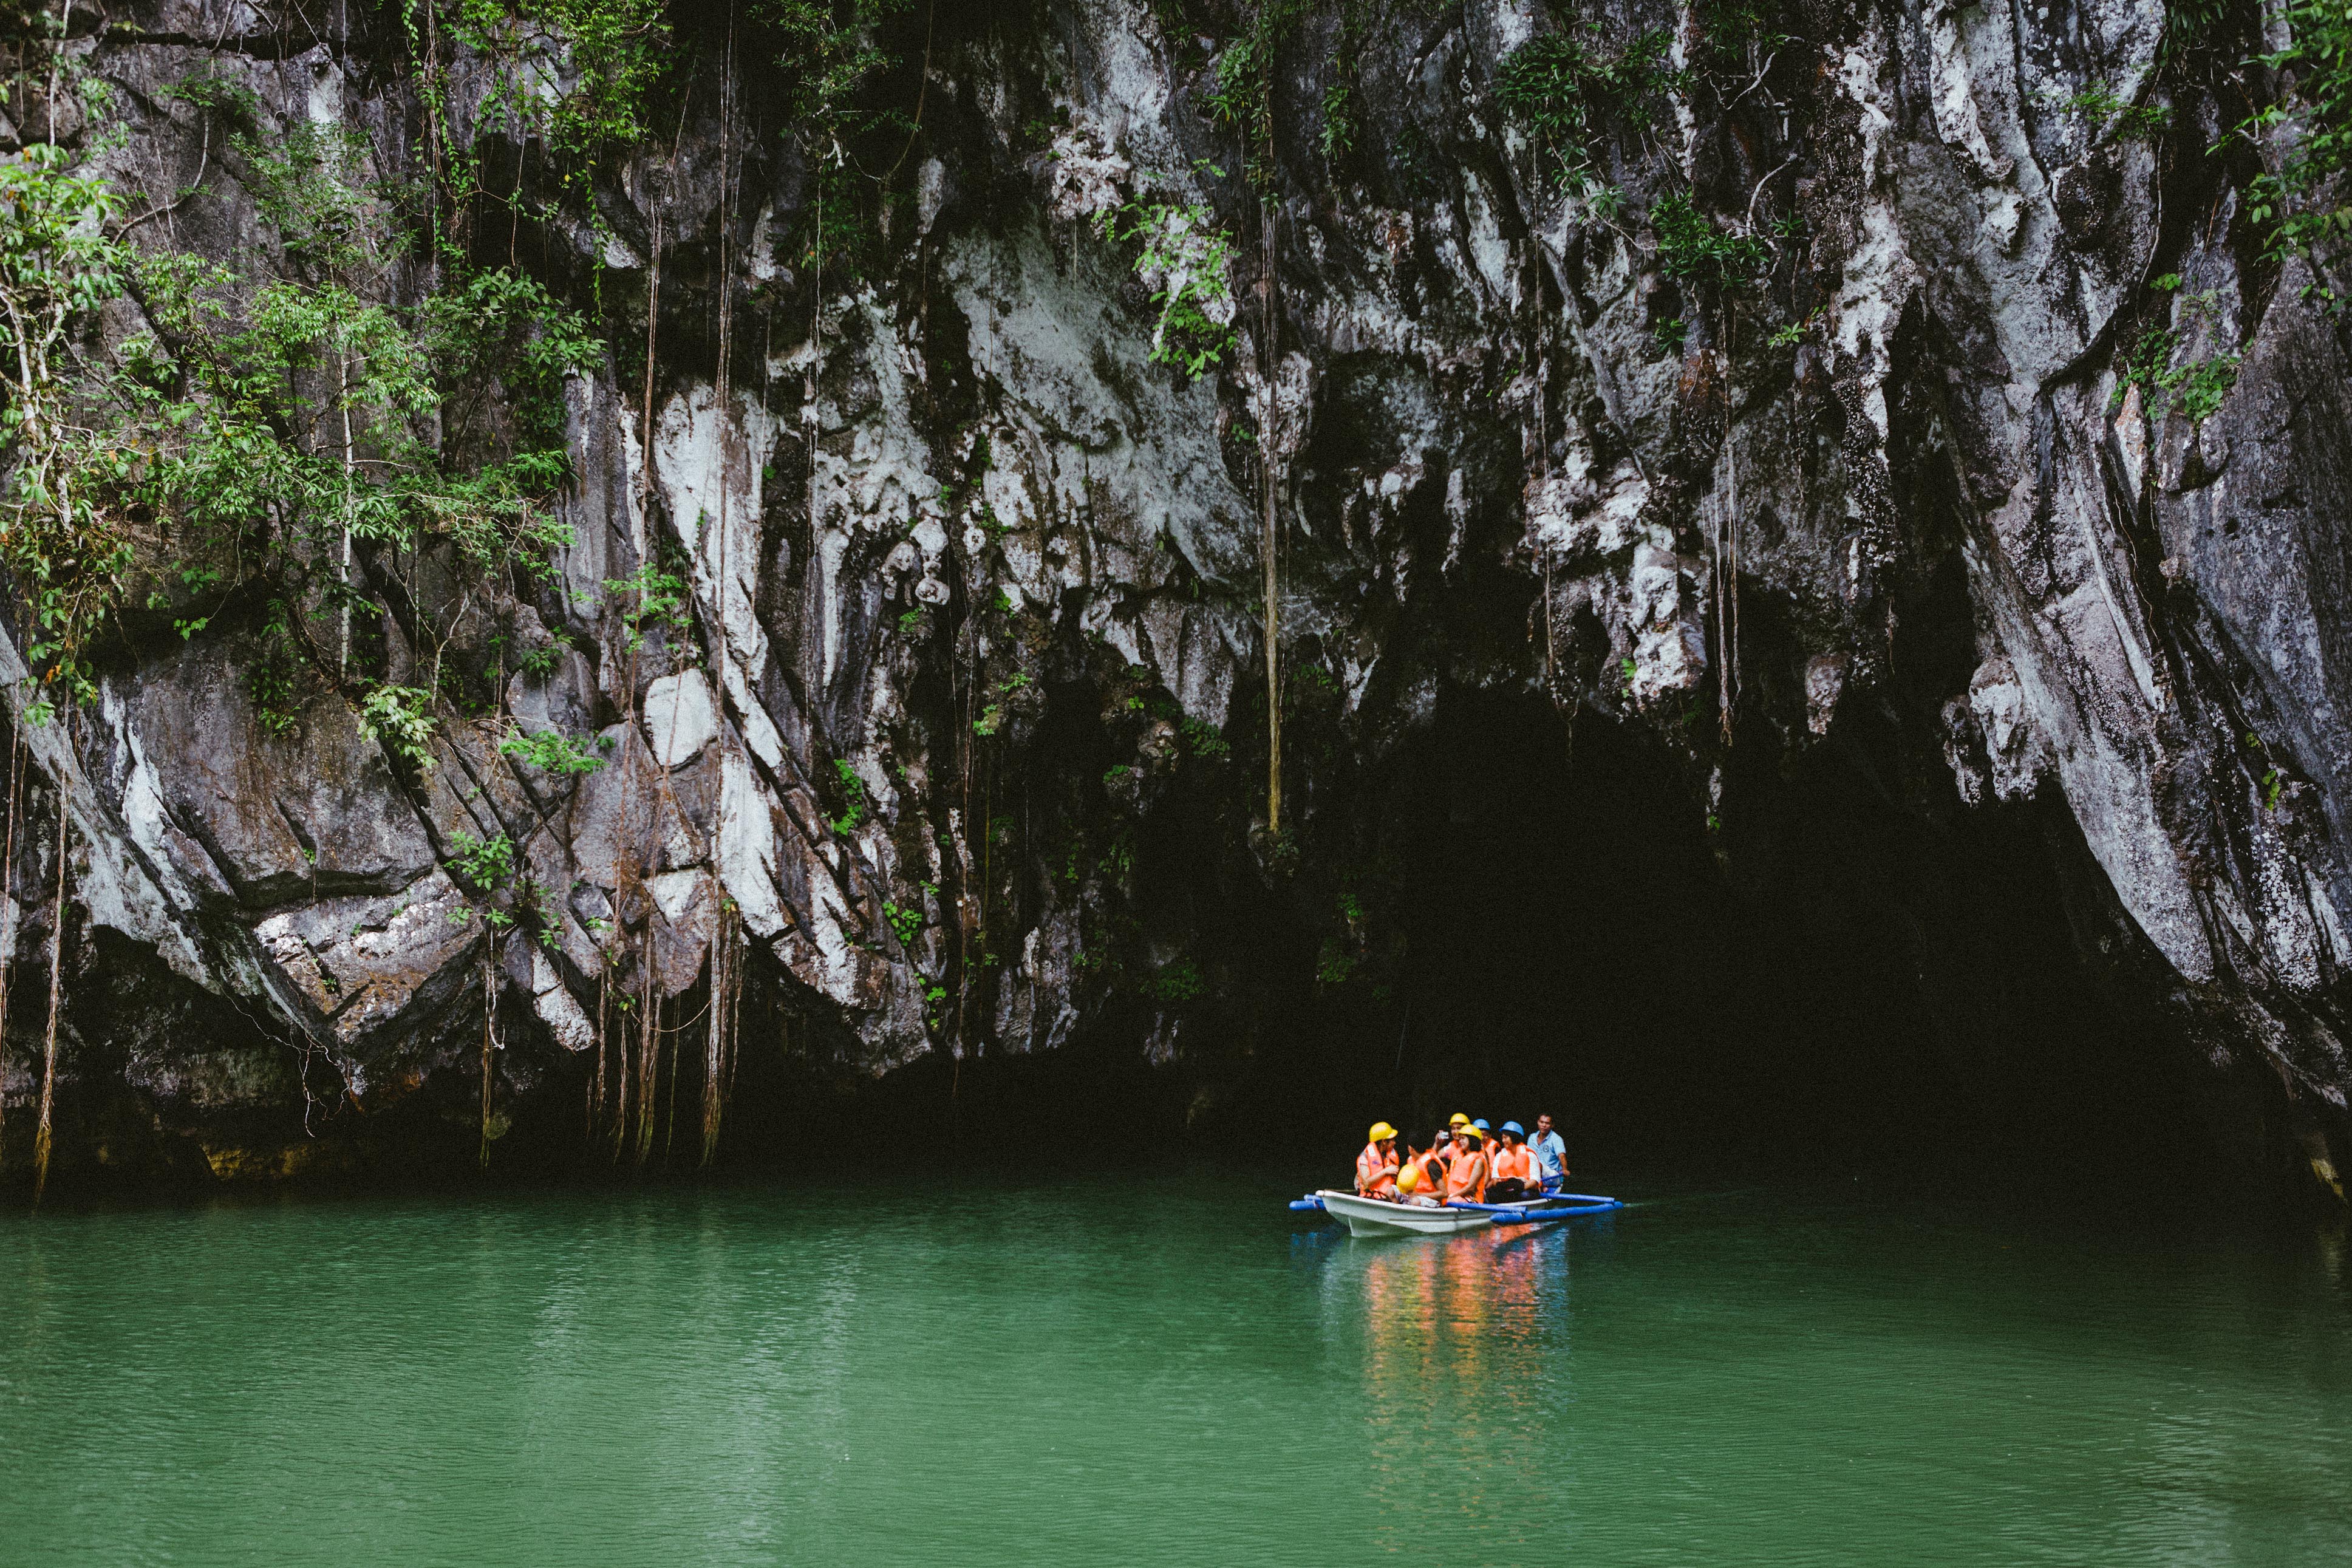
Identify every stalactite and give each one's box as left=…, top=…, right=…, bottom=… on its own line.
left=32, top=792, right=66, bottom=1203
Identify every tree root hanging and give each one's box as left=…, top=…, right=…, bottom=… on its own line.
left=32, top=795, right=66, bottom=1204
left=478, top=938, right=497, bottom=1170
left=0, top=735, right=21, bottom=1165
left=634, top=932, right=659, bottom=1166
left=701, top=899, right=740, bottom=1166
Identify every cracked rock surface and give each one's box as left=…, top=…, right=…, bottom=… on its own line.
left=4, top=0, right=2351, bottom=1191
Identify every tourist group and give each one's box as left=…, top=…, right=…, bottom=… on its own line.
left=1353, top=1114, right=1568, bottom=1206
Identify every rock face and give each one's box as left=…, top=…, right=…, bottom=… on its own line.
left=3, top=0, right=2350, bottom=1193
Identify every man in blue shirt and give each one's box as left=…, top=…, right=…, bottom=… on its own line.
left=1529, top=1112, right=1569, bottom=1193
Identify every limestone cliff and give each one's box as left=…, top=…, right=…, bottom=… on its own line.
left=2, top=0, right=2348, bottom=1193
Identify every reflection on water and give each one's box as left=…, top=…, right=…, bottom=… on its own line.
left=3, top=1177, right=2348, bottom=1566
left=1338, top=1221, right=1585, bottom=1552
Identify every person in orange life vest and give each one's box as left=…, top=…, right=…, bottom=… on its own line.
left=1485, top=1122, right=1537, bottom=1203
left=1420, top=1123, right=1458, bottom=1185
left=1422, top=1128, right=1456, bottom=1182
left=1396, top=1158, right=1440, bottom=1206
left=1355, top=1122, right=1402, bottom=1197
left=1405, top=1132, right=1451, bottom=1199
left=1444, top=1123, right=1490, bottom=1203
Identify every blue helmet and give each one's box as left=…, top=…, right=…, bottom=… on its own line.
left=1471, top=1119, right=1491, bottom=1132
left=1501, top=1121, right=1525, bottom=1137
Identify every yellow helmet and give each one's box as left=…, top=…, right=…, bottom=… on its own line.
left=1397, top=1164, right=1425, bottom=1194
left=1368, top=1121, right=1397, bottom=1142
left=1456, top=1124, right=1484, bottom=1143
left=1448, top=1112, right=1471, bottom=1128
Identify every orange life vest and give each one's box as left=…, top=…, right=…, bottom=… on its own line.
left=1355, top=1141, right=1399, bottom=1196
left=1491, top=1143, right=1535, bottom=1184
left=1445, top=1148, right=1488, bottom=1202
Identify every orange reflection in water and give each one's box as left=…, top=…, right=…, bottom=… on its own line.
left=1337, top=1222, right=1573, bottom=1544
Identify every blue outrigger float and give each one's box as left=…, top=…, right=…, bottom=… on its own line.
left=1292, top=1188, right=1624, bottom=1236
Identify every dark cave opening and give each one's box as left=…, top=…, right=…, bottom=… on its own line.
left=1268, top=687, right=2248, bottom=1199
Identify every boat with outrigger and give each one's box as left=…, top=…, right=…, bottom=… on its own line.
left=1292, top=1188, right=1624, bottom=1237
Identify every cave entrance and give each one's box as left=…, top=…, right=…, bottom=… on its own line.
left=1355, top=687, right=2231, bottom=1197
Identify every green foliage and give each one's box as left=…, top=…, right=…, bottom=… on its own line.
left=0, top=144, right=130, bottom=709
left=827, top=757, right=867, bottom=834
left=1095, top=191, right=1238, bottom=378
left=2243, top=731, right=2286, bottom=810
left=0, top=98, right=599, bottom=719
left=356, top=685, right=440, bottom=769
left=1692, top=0, right=1790, bottom=65
left=1202, top=0, right=1307, bottom=186
left=421, top=270, right=602, bottom=458
left=797, top=159, right=888, bottom=285
left=1650, top=193, right=1771, bottom=286
left=2161, top=0, right=2236, bottom=64
left=498, top=724, right=609, bottom=775
left=1320, top=82, right=1357, bottom=160
left=446, top=828, right=518, bottom=891
left=2061, top=84, right=2172, bottom=140
left=1653, top=316, right=1688, bottom=354
left=1179, top=716, right=1230, bottom=760
left=1145, top=956, right=1207, bottom=1003
left=520, top=877, right=564, bottom=949
left=2112, top=290, right=2241, bottom=421
left=157, top=72, right=263, bottom=128
left=756, top=0, right=912, bottom=128
left=447, top=0, right=671, bottom=154
left=1099, top=833, right=1135, bottom=881
left=601, top=562, right=693, bottom=652
left=248, top=602, right=305, bottom=735
left=1315, top=936, right=1358, bottom=986
left=1766, top=321, right=1804, bottom=347
left=234, top=122, right=394, bottom=278
left=2243, top=0, right=2352, bottom=288
left=119, top=250, right=589, bottom=573
left=1317, top=0, right=1373, bottom=168
left=515, top=639, right=565, bottom=678
left=972, top=703, right=1003, bottom=737
left=534, top=0, right=670, bottom=152
left=1494, top=29, right=1678, bottom=192
left=884, top=899, right=922, bottom=946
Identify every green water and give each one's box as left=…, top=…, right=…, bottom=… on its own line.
left=4, top=1172, right=2350, bottom=1565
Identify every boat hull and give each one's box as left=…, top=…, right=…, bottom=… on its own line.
left=1315, top=1189, right=1495, bottom=1236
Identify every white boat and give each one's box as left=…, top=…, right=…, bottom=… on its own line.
left=1298, top=1189, right=1626, bottom=1236
left=1314, top=1188, right=1496, bottom=1236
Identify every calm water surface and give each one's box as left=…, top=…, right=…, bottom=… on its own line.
left=3, top=1170, right=2349, bottom=1564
